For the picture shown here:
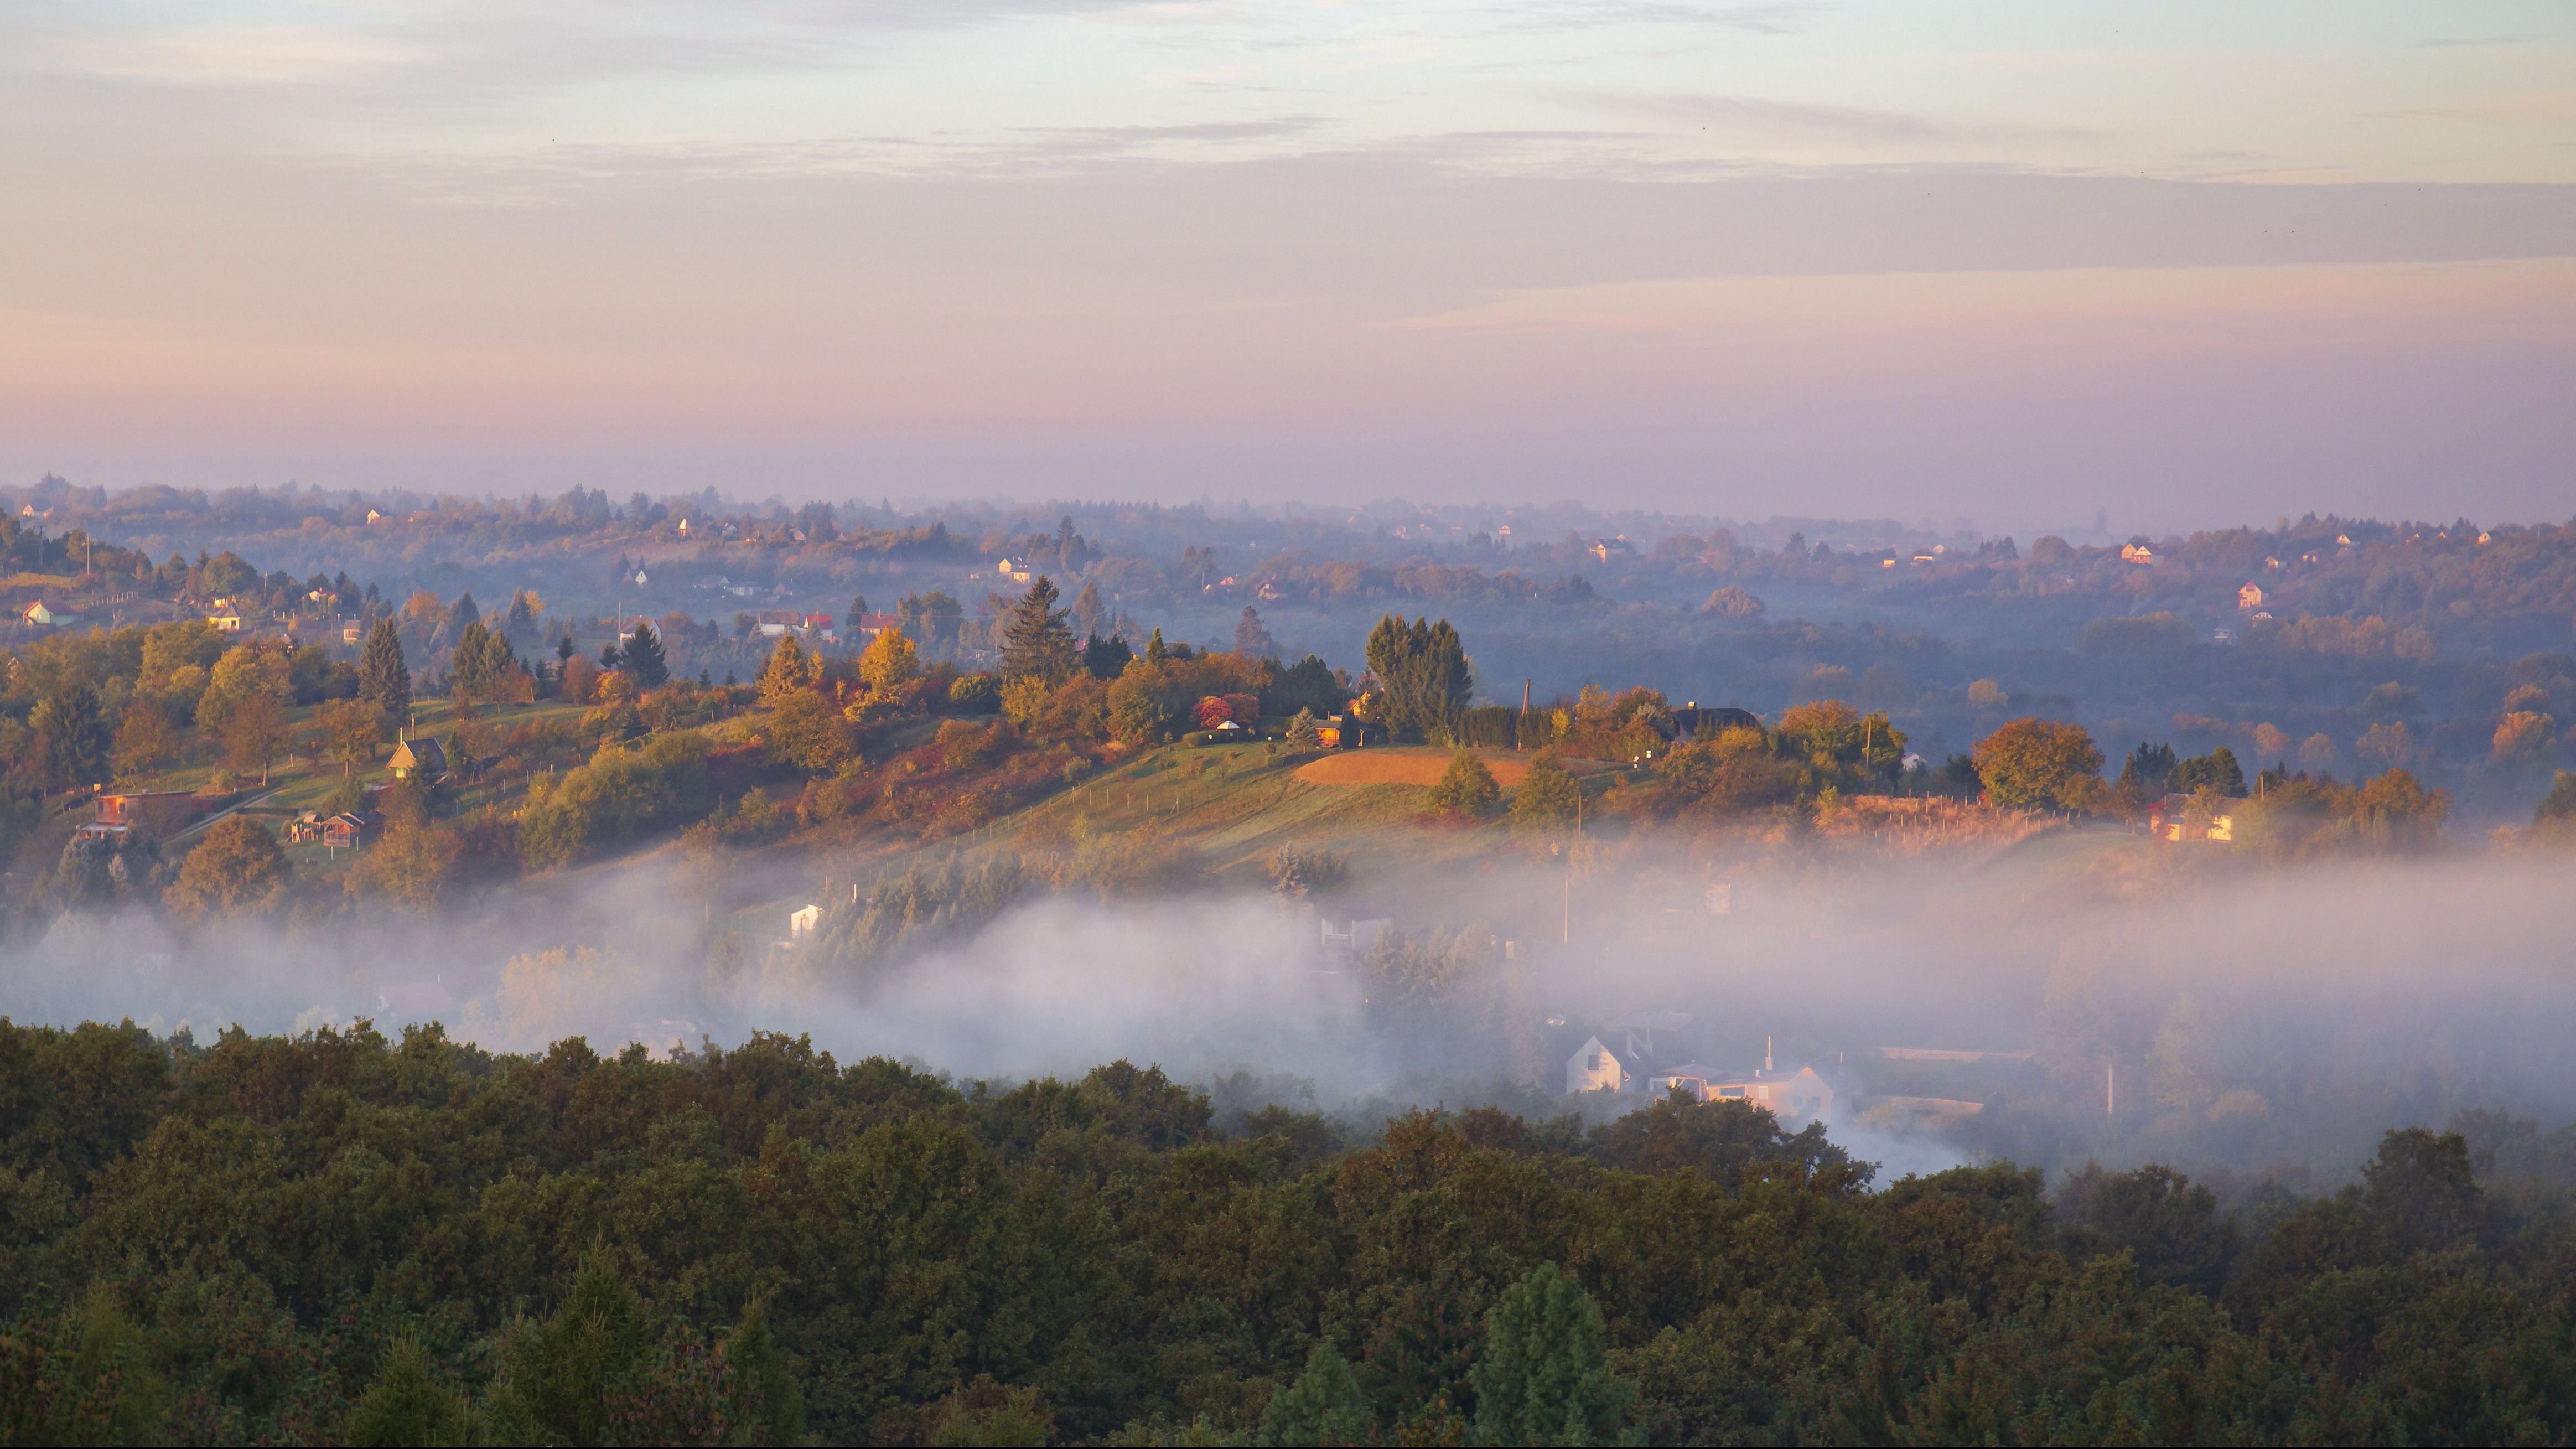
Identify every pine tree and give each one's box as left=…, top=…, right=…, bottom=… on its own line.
left=346, top=1339, right=469, bottom=1447
left=1070, top=580, right=1108, bottom=639
left=1366, top=614, right=1472, bottom=742
left=449, top=592, right=479, bottom=631
left=1469, top=1262, right=1637, bottom=1446
left=1257, top=1341, right=1371, bottom=1446
left=502, top=589, right=539, bottom=643
left=1511, top=750, right=1582, bottom=835
left=1145, top=627, right=1170, bottom=667
left=999, top=576, right=1077, bottom=680
left=450, top=620, right=494, bottom=696
left=483, top=1253, right=651, bottom=1447
left=1234, top=606, right=1279, bottom=658
left=33, top=685, right=112, bottom=788
left=845, top=594, right=869, bottom=627
left=624, top=622, right=670, bottom=689
left=1425, top=748, right=1501, bottom=816
left=1285, top=707, right=1323, bottom=752
left=756, top=634, right=821, bottom=708
left=359, top=618, right=412, bottom=720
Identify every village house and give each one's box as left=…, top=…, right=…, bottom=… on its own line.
left=1641, top=1065, right=1837, bottom=1124
left=20, top=599, right=77, bottom=628
left=1567, top=1035, right=1628, bottom=1094
left=388, top=736, right=446, bottom=782
left=788, top=903, right=822, bottom=940
left=1320, top=917, right=1390, bottom=960
left=996, top=557, right=1033, bottom=584
left=322, top=810, right=385, bottom=848
left=2238, top=582, right=2265, bottom=609
left=82, top=790, right=203, bottom=841
left=2149, top=793, right=2235, bottom=842
left=2119, top=542, right=2155, bottom=563
left=848, top=612, right=901, bottom=643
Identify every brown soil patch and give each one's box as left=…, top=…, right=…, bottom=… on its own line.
left=1295, top=749, right=1532, bottom=787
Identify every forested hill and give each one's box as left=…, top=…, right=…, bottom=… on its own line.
left=3, top=1020, right=2570, bottom=1445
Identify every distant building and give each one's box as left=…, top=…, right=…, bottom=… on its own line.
left=21, top=600, right=76, bottom=628
left=1567, top=1035, right=1628, bottom=1094
left=1320, top=917, right=1390, bottom=959
left=388, top=736, right=446, bottom=782
left=2149, top=793, right=2235, bottom=842
left=204, top=610, right=242, bottom=632
left=2120, top=543, right=2155, bottom=563
left=848, top=612, right=901, bottom=642
left=86, top=790, right=203, bottom=839
left=788, top=903, right=822, bottom=940
left=323, top=810, right=385, bottom=848
left=1643, top=1065, right=1836, bottom=1123
left=2238, top=582, right=2264, bottom=609
left=996, top=557, right=1034, bottom=583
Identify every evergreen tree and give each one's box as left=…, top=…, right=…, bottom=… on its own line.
left=484, top=1253, right=651, bottom=1447
left=359, top=618, right=412, bottom=719
left=345, top=1339, right=470, bottom=1448
left=1425, top=748, right=1501, bottom=816
left=1469, top=1263, right=1637, bottom=1447
left=33, top=684, right=112, bottom=788
left=757, top=635, right=822, bottom=708
left=1512, top=750, right=1582, bottom=834
left=1070, top=580, right=1108, bottom=639
left=557, top=634, right=577, bottom=665
left=845, top=594, right=869, bottom=627
left=450, top=620, right=494, bottom=696
left=1082, top=633, right=1133, bottom=680
left=1365, top=614, right=1472, bottom=742
left=1146, top=627, right=1170, bottom=667
left=1285, top=707, right=1323, bottom=751
left=999, top=576, right=1077, bottom=680
left=1257, top=1342, right=1371, bottom=1446
left=449, top=592, right=479, bottom=631
left=1235, top=605, right=1279, bottom=657
left=624, top=622, right=670, bottom=689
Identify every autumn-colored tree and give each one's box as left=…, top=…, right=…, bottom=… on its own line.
left=1972, top=717, right=2105, bottom=810
left=769, top=690, right=854, bottom=771
left=347, top=817, right=460, bottom=913
left=221, top=692, right=288, bottom=785
left=111, top=701, right=182, bottom=785
left=756, top=635, right=822, bottom=708
left=319, top=698, right=386, bottom=778
left=858, top=625, right=921, bottom=698
left=33, top=685, right=112, bottom=789
left=164, top=815, right=289, bottom=922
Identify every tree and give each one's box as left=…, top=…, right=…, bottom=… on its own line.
left=1258, top=1341, right=1371, bottom=1446
left=1234, top=606, right=1279, bottom=657
left=2536, top=770, right=2576, bottom=839
left=483, top=1252, right=651, bottom=1447
left=1284, top=708, right=1323, bottom=751
left=164, top=815, right=288, bottom=923
left=1512, top=750, right=1581, bottom=834
left=1365, top=615, right=1472, bottom=742
left=319, top=701, right=383, bottom=778
left=33, top=685, right=112, bottom=788
left=999, top=576, right=1077, bottom=680
left=1070, top=580, right=1108, bottom=640
left=1972, top=718, right=2105, bottom=810
left=756, top=634, right=821, bottom=708
left=845, top=594, right=870, bottom=627
left=198, top=642, right=291, bottom=730
left=359, top=618, right=412, bottom=720
left=896, top=589, right=964, bottom=657
left=1469, top=1262, right=1636, bottom=1447
left=1425, top=748, right=1501, bottom=816
left=1082, top=633, right=1132, bottom=680
left=348, top=817, right=460, bottom=912
left=1702, top=585, right=1764, bottom=619
left=1107, top=666, right=1173, bottom=743
left=1144, top=627, right=1169, bottom=666
left=858, top=625, right=922, bottom=698
left=111, top=701, right=182, bottom=785
left=450, top=620, right=495, bottom=696
left=502, top=589, right=541, bottom=643
left=623, top=622, right=670, bottom=689
left=770, top=690, right=854, bottom=771
left=222, top=692, right=288, bottom=785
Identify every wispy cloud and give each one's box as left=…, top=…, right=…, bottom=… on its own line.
left=2414, top=32, right=2550, bottom=49
left=1579, top=91, right=2102, bottom=149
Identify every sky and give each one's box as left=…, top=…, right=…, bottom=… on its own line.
left=1, top=2, right=2570, bottom=533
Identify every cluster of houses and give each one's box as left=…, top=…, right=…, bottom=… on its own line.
left=1561, top=1011, right=1837, bottom=1123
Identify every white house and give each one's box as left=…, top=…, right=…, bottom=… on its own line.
left=1642, top=1064, right=1836, bottom=1124
left=788, top=903, right=822, bottom=939
left=1567, top=1035, right=1627, bottom=1094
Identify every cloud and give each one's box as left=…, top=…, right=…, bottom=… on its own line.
left=58, top=25, right=419, bottom=86
left=1578, top=91, right=2104, bottom=149
left=1512, top=2, right=1832, bottom=35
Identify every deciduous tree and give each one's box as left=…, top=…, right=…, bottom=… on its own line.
left=163, top=814, right=288, bottom=922
left=1972, top=718, right=2105, bottom=810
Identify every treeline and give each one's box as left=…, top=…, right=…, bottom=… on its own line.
left=1, top=1021, right=2570, bottom=1445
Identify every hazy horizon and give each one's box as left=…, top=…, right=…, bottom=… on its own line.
left=5, top=3, right=2572, bottom=530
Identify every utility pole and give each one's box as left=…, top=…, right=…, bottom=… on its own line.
left=2107, top=1064, right=2116, bottom=1117
left=1562, top=873, right=1570, bottom=945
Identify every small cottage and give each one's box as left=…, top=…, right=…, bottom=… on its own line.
left=1567, top=1036, right=1628, bottom=1094
left=388, top=736, right=446, bottom=782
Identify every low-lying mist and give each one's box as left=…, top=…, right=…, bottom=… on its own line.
left=6, top=841, right=2569, bottom=1187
